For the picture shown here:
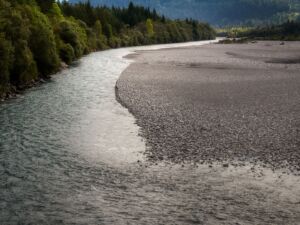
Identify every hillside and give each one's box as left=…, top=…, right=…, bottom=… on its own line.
left=69, top=0, right=300, bottom=26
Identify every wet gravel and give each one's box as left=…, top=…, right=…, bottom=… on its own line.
left=116, top=41, right=300, bottom=173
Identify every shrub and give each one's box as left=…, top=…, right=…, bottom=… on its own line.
left=24, top=6, right=60, bottom=77
left=10, top=40, right=38, bottom=86
left=0, top=34, right=14, bottom=93
left=59, top=42, right=75, bottom=65
left=57, top=19, right=88, bottom=58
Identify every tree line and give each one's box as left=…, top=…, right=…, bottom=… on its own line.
left=239, top=21, right=300, bottom=40
left=0, top=0, right=216, bottom=98
left=219, top=20, right=300, bottom=41
left=70, top=0, right=300, bottom=26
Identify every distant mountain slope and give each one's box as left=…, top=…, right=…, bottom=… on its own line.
left=68, top=0, right=300, bottom=26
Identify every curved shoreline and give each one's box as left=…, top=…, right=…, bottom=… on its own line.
left=1, top=41, right=300, bottom=224
left=116, top=41, right=300, bottom=173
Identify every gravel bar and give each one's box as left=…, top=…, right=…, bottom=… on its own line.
left=116, top=41, right=300, bottom=172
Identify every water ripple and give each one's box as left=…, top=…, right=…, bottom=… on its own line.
left=1, top=41, right=299, bottom=224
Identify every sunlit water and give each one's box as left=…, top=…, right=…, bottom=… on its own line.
left=1, top=41, right=299, bottom=225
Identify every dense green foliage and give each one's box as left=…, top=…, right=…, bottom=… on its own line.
left=237, top=21, right=300, bottom=40
left=70, top=0, right=300, bottom=26
left=0, top=0, right=215, bottom=97
left=59, top=1, right=215, bottom=46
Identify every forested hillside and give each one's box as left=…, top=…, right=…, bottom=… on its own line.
left=70, top=0, right=300, bottom=26
left=238, top=21, right=300, bottom=40
left=0, top=0, right=215, bottom=98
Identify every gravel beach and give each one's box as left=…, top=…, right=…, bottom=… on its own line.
left=116, top=41, right=300, bottom=172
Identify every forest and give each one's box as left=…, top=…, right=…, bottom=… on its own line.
left=239, top=21, right=300, bottom=40
left=70, top=0, right=300, bottom=26
left=219, top=20, right=300, bottom=41
left=0, top=0, right=216, bottom=98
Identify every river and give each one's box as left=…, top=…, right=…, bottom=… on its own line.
left=1, top=41, right=299, bottom=225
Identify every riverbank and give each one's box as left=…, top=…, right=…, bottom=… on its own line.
left=0, top=77, right=51, bottom=102
left=116, top=41, right=300, bottom=173
left=1, top=1, right=216, bottom=104
left=1, top=41, right=299, bottom=225
left=0, top=63, right=69, bottom=103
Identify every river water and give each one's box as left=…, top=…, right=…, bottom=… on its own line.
left=1, top=41, right=299, bottom=225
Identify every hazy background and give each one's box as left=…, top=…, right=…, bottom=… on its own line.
left=68, top=0, right=300, bottom=26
